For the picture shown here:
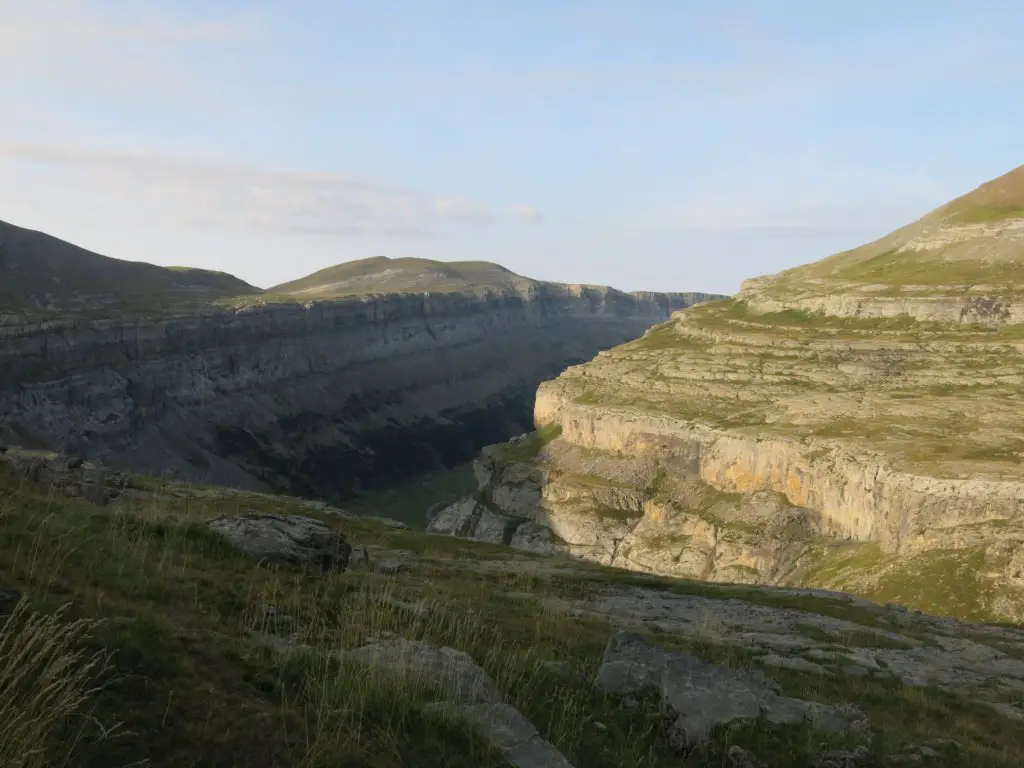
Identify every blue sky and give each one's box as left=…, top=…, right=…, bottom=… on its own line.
left=1, top=0, right=1021, bottom=294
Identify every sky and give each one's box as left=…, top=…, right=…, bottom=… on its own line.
left=0, top=0, right=1021, bottom=295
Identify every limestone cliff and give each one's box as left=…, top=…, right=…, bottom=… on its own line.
left=429, top=166, right=1024, bottom=623
left=0, top=225, right=722, bottom=499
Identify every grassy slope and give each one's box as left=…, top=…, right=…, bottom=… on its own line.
left=271, top=256, right=532, bottom=298
left=3, top=466, right=1024, bottom=767
left=0, top=220, right=260, bottom=313
left=755, top=164, right=1024, bottom=293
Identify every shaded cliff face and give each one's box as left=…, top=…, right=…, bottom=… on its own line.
left=429, top=168, right=1024, bottom=624
left=0, top=282, right=722, bottom=501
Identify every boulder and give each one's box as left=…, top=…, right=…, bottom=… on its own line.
left=209, top=513, right=351, bottom=571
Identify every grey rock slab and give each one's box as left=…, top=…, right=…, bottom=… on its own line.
left=424, top=701, right=575, bottom=768
left=757, top=654, right=833, bottom=676
left=472, top=508, right=519, bottom=545
left=337, top=636, right=499, bottom=703
left=349, top=545, right=419, bottom=574
left=560, top=585, right=1024, bottom=707
left=209, top=513, right=351, bottom=569
left=803, top=648, right=845, bottom=662
left=426, top=499, right=479, bottom=536
left=596, top=631, right=862, bottom=747
left=509, top=522, right=563, bottom=555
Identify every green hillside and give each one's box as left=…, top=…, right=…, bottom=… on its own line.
left=271, top=256, right=533, bottom=298
left=758, top=164, right=1024, bottom=294
left=0, top=220, right=260, bottom=314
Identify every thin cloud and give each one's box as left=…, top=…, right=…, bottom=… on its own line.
left=0, top=0, right=261, bottom=52
left=509, top=204, right=545, bottom=224
left=0, top=140, right=538, bottom=237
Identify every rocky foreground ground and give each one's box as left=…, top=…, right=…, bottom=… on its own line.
left=2, top=450, right=1023, bottom=767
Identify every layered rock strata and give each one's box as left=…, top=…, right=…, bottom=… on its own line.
left=0, top=283, right=720, bottom=499
left=429, top=166, right=1024, bottom=622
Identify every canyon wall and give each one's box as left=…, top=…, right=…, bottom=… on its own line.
left=0, top=284, right=720, bottom=499
left=428, top=295, right=1024, bottom=622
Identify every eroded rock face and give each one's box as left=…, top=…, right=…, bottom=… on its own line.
left=0, top=284, right=721, bottom=502
left=428, top=439, right=824, bottom=588
left=209, top=513, right=352, bottom=570
left=429, top=169, right=1024, bottom=620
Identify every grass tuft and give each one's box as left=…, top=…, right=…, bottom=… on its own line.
left=0, top=600, right=112, bottom=768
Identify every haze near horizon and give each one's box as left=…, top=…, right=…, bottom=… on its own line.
left=1, top=0, right=1021, bottom=294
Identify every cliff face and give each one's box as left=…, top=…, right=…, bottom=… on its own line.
left=0, top=283, right=721, bottom=499
left=429, top=168, right=1024, bottom=624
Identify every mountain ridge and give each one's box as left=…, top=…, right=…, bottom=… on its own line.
left=0, top=219, right=261, bottom=312
left=740, top=164, right=1024, bottom=323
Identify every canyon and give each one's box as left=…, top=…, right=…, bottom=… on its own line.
left=5, top=173, right=1024, bottom=767
left=428, top=165, right=1024, bottom=624
left=0, top=219, right=722, bottom=501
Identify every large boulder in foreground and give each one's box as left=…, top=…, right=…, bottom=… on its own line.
left=209, top=513, right=352, bottom=571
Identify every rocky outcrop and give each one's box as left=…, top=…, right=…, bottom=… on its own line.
left=429, top=167, right=1024, bottom=623
left=0, top=283, right=722, bottom=500
left=0, top=447, right=129, bottom=504
left=209, top=513, right=352, bottom=571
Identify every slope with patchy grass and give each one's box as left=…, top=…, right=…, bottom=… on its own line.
left=741, top=164, right=1024, bottom=322
left=3, top=457, right=1024, bottom=767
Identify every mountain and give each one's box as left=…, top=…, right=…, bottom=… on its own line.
left=743, top=164, right=1024, bottom=323
left=0, top=220, right=724, bottom=500
left=0, top=219, right=260, bottom=312
left=430, top=166, right=1024, bottom=624
left=271, top=255, right=532, bottom=297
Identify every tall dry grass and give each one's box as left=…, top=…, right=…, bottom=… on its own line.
left=0, top=600, right=111, bottom=768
